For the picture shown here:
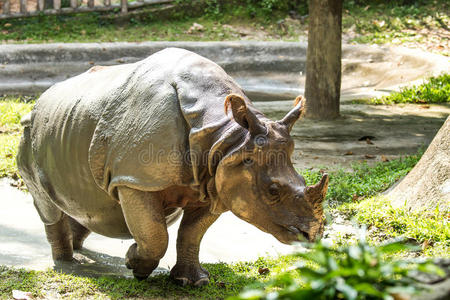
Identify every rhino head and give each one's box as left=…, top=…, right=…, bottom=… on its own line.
left=214, top=94, right=329, bottom=243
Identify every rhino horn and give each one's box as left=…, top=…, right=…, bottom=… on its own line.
left=225, top=94, right=266, bottom=135
left=305, top=173, right=329, bottom=204
left=279, top=96, right=306, bottom=132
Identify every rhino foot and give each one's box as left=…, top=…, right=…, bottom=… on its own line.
left=125, top=243, right=159, bottom=280
left=170, top=263, right=210, bottom=287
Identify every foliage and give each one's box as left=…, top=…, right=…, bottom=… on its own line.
left=370, top=74, right=450, bottom=104
left=175, top=0, right=307, bottom=18
left=301, top=152, right=421, bottom=207
left=343, top=0, right=449, bottom=53
left=0, top=257, right=295, bottom=299
left=0, top=0, right=447, bottom=55
left=0, top=96, right=34, bottom=131
left=230, top=237, right=444, bottom=300
left=341, top=197, right=450, bottom=256
left=0, top=96, right=34, bottom=178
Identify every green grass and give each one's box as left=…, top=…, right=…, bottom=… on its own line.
left=0, top=0, right=448, bottom=56
left=301, top=153, right=421, bottom=207
left=0, top=257, right=302, bottom=299
left=369, top=74, right=450, bottom=105
left=0, top=96, right=34, bottom=178
left=340, top=196, right=449, bottom=257
left=343, top=0, right=449, bottom=54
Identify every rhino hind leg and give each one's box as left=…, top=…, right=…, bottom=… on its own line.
left=68, top=217, right=91, bottom=250
left=44, top=213, right=74, bottom=261
left=118, top=186, right=169, bottom=280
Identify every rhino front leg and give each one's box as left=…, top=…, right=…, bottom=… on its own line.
left=170, top=206, right=219, bottom=286
left=118, top=186, right=169, bottom=280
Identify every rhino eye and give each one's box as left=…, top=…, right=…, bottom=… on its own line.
left=243, top=158, right=254, bottom=166
left=268, top=183, right=280, bottom=196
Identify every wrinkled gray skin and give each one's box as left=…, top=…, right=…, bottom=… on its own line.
left=17, top=48, right=329, bottom=286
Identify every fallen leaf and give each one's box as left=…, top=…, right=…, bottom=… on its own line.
left=12, top=290, right=33, bottom=300
left=422, top=239, right=433, bottom=250
left=352, top=194, right=359, bottom=201
left=4, top=23, right=12, bottom=28
left=258, top=267, right=270, bottom=275
left=364, top=154, right=376, bottom=159
left=419, top=105, right=430, bottom=109
left=88, top=61, right=95, bottom=65
left=187, top=23, right=204, bottom=34
left=390, top=293, right=411, bottom=300
left=381, top=155, right=389, bottom=162
left=313, top=156, right=319, bottom=159
left=366, top=138, right=374, bottom=145
left=344, top=151, right=353, bottom=155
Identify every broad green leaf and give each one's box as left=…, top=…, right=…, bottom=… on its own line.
left=237, top=289, right=266, bottom=299
left=296, top=267, right=326, bottom=280
left=378, top=240, right=418, bottom=254
left=335, top=277, right=358, bottom=300
left=416, top=263, right=445, bottom=277
left=352, top=282, right=384, bottom=297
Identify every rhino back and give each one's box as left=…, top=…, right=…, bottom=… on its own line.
left=25, top=48, right=246, bottom=234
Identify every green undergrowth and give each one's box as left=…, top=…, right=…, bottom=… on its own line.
left=0, top=257, right=301, bottom=300
left=0, top=96, right=34, bottom=178
left=340, top=197, right=449, bottom=257
left=370, top=74, right=450, bottom=105
left=231, top=238, right=445, bottom=300
left=300, top=152, right=421, bottom=207
left=0, top=0, right=447, bottom=56
left=344, top=1, right=449, bottom=48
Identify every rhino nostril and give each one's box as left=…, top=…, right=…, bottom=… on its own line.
left=302, top=231, right=310, bottom=241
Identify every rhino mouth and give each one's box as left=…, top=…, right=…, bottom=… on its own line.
left=285, top=225, right=310, bottom=242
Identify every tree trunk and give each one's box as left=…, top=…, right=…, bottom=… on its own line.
left=389, top=116, right=450, bottom=212
left=305, top=0, right=342, bottom=119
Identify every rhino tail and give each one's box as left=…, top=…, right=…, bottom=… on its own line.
left=20, top=113, right=32, bottom=127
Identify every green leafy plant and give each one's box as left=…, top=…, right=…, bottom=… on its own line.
left=230, top=235, right=444, bottom=300
left=370, top=74, right=450, bottom=104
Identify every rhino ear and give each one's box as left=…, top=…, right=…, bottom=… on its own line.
left=279, top=96, right=306, bottom=132
left=305, top=173, right=329, bottom=204
left=224, top=94, right=265, bottom=135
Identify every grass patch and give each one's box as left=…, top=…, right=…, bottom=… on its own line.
left=0, top=0, right=447, bottom=56
left=343, top=0, right=449, bottom=55
left=369, top=74, right=450, bottom=105
left=0, top=96, right=34, bottom=178
left=340, top=197, right=449, bottom=257
left=0, top=257, right=301, bottom=299
left=301, top=152, right=421, bottom=207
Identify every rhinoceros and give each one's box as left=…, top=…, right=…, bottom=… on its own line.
left=17, top=47, right=329, bottom=286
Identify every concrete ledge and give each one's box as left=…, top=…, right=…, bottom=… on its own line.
left=0, top=41, right=448, bottom=100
